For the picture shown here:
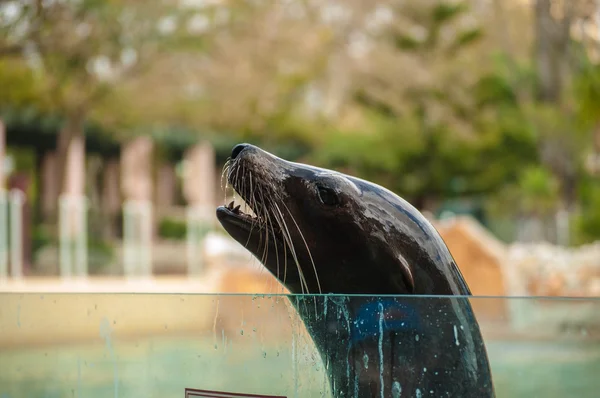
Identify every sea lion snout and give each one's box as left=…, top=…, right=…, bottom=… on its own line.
left=231, top=143, right=249, bottom=159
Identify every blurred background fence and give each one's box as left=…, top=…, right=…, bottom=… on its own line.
left=0, top=0, right=599, bottom=299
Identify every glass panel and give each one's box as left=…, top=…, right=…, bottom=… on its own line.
left=0, top=294, right=599, bottom=398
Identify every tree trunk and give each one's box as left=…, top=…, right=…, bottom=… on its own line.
left=34, top=147, right=45, bottom=223
left=49, top=113, right=85, bottom=231
left=534, top=0, right=576, bottom=220
left=534, top=0, right=571, bottom=103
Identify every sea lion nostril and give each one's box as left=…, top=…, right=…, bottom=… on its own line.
left=231, top=143, right=248, bottom=159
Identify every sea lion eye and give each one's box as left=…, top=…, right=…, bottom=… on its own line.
left=317, top=185, right=339, bottom=206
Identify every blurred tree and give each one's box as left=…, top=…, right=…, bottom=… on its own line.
left=327, top=1, right=496, bottom=209
left=0, top=0, right=207, bottom=201
left=1, top=0, right=599, bottom=245
left=517, top=165, right=561, bottom=216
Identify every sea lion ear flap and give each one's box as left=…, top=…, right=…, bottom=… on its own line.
left=395, top=254, right=416, bottom=294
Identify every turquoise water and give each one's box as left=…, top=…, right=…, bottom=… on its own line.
left=1, top=335, right=599, bottom=398
left=2, top=293, right=600, bottom=397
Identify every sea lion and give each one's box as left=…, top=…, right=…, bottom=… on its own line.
left=216, top=143, right=495, bottom=398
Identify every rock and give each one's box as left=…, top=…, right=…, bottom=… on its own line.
left=506, top=241, right=600, bottom=297
left=435, top=216, right=509, bottom=322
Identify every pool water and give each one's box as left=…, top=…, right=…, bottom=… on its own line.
left=1, top=335, right=599, bottom=398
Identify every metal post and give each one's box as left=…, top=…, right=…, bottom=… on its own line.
left=140, top=200, right=152, bottom=278
left=59, top=195, right=73, bottom=278
left=0, top=190, right=7, bottom=279
left=556, top=209, right=569, bottom=247
left=122, top=200, right=153, bottom=278
left=186, top=205, right=197, bottom=276
left=186, top=205, right=211, bottom=276
left=123, top=201, right=134, bottom=277
left=9, top=189, right=23, bottom=279
left=75, top=197, right=88, bottom=277
left=59, top=195, right=88, bottom=278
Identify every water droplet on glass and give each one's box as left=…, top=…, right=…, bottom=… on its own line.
left=391, top=381, right=402, bottom=398
left=453, top=325, right=460, bottom=346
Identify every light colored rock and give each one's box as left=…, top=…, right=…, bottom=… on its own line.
left=435, top=216, right=509, bottom=322
left=506, top=241, right=600, bottom=297
left=435, top=215, right=508, bottom=296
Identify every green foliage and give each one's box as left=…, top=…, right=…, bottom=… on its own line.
left=31, top=226, right=114, bottom=273
left=432, top=3, right=468, bottom=24
left=158, top=217, right=187, bottom=241
left=390, top=1, right=481, bottom=54
left=573, top=63, right=600, bottom=130
left=393, top=35, right=422, bottom=51
left=2, top=0, right=599, bottom=247
left=0, top=59, right=47, bottom=109
left=573, top=180, right=600, bottom=244
left=474, top=74, right=518, bottom=107
left=88, top=239, right=115, bottom=274
left=31, top=226, right=53, bottom=259
left=451, top=28, right=483, bottom=50
left=517, top=166, right=560, bottom=214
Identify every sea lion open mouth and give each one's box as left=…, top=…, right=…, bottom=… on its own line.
left=216, top=142, right=327, bottom=293
left=220, top=199, right=264, bottom=232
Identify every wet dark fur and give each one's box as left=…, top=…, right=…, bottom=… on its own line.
left=216, top=144, right=495, bottom=398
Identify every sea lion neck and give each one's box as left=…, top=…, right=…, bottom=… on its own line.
left=346, top=176, right=472, bottom=296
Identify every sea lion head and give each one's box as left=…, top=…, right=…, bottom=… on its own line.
left=216, top=143, right=470, bottom=296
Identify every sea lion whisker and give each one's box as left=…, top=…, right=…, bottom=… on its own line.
left=220, top=158, right=231, bottom=191
left=270, top=203, right=290, bottom=285
left=262, top=192, right=272, bottom=267
left=280, top=200, right=320, bottom=313
left=243, top=175, right=260, bottom=245
left=271, top=192, right=294, bottom=291
left=271, top=201, right=310, bottom=316
left=281, top=202, right=322, bottom=294
left=273, top=201, right=309, bottom=294
left=233, top=161, right=242, bottom=202
left=258, top=187, right=270, bottom=266
left=221, top=161, right=232, bottom=204
left=263, top=196, right=281, bottom=282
